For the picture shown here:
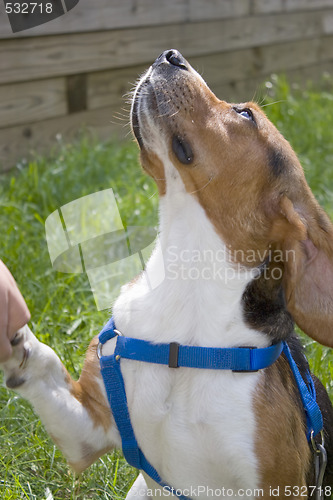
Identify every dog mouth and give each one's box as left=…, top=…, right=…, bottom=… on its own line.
left=130, top=70, right=179, bottom=151
left=130, top=50, right=193, bottom=150
left=130, top=72, right=155, bottom=150
left=131, top=92, right=144, bottom=149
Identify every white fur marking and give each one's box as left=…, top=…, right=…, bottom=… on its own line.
left=113, top=153, right=266, bottom=498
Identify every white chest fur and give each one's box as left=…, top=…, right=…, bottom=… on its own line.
left=112, top=165, right=268, bottom=498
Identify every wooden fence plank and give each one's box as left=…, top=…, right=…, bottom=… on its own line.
left=0, top=0, right=250, bottom=40
left=0, top=104, right=128, bottom=171
left=188, top=0, right=250, bottom=21
left=254, top=0, right=333, bottom=14
left=192, top=38, right=323, bottom=91
left=0, top=10, right=330, bottom=85
left=87, top=65, right=146, bottom=111
left=3, top=58, right=333, bottom=173
left=1, top=0, right=330, bottom=38
left=323, top=12, right=333, bottom=34
left=0, top=78, right=67, bottom=128
left=214, top=60, right=333, bottom=104
left=87, top=37, right=328, bottom=111
left=320, top=35, right=333, bottom=60
left=286, top=0, right=333, bottom=11
left=253, top=0, right=283, bottom=14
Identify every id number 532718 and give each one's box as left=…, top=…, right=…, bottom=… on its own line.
left=285, top=486, right=332, bottom=497
left=5, top=3, right=53, bottom=14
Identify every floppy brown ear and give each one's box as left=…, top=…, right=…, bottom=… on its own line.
left=273, top=195, right=333, bottom=348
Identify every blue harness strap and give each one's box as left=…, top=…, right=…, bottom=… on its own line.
left=113, top=336, right=283, bottom=371
left=98, top=317, right=323, bottom=498
left=282, top=342, right=323, bottom=440
left=98, top=318, right=191, bottom=500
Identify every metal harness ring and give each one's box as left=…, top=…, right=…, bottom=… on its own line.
left=311, top=429, right=325, bottom=454
left=97, top=328, right=122, bottom=359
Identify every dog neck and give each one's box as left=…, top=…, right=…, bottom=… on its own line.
left=113, top=164, right=269, bottom=349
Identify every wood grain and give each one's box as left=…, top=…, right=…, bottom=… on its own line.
left=0, top=0, right=251, bottom=39
left=0, top=10, right=330, bottom=85
left=2, top=58, right=333, bottom=172
left=0, top=78, right=67, bottom=128
left=87, top=37, right=330, bottom=110
left=0, top=104, right=128, bottom=171
left=253, top=0, right=333, bottom=14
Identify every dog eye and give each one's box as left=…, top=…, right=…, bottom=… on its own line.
left=234, top=107, right=254, bottom=122
left=172, top=136, right=193, bottom=165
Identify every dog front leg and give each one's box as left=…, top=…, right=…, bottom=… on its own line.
left=1, top=325, right=120, bottom=472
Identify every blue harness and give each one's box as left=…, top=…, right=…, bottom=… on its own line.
left=98, top=316, right=323, bottom=499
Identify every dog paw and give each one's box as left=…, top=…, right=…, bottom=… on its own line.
left=1, top=325, right=36, bottom=389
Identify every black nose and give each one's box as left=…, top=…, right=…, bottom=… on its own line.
left=154, top=49, right=188, bottom=70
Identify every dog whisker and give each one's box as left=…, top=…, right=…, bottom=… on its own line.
left=188, top=174, right=215, bottom=195
left=147, top=190, right=159, bottom=200
left=112, top=113, right=130, bottom=123
left=261, top=100, right=287, bottom=108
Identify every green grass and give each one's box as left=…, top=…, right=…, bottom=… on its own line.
left=0, top=138, right=158, bottom=499
left=1, top=76, right=333, bottom=498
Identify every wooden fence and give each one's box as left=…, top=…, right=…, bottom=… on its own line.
left=1, top=0, right=333, bottom=170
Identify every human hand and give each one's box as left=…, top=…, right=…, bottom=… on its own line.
left=0, top=260, right=30, bottom=362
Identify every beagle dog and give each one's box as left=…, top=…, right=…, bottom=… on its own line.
left=1, top=50, right=333, bottom=499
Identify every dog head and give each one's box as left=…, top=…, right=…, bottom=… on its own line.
left=131, top=49, right=333, bottom=348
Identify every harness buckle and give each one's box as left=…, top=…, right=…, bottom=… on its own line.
left=311, top=429, right=325, bottom=453
left=97, top=328, right=122, bottom=359
left=232, top=346, right=258, bottom=373
left=168, top=342, right=180, bottom=368
left=311, top=430, right=327, bottom=500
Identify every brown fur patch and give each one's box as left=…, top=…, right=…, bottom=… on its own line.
left=254, top=355, right=311, bottom=497
left=129, top=54, right=333, bottom=489
left=136, top=61, right=312, bottom=267
left=135, top=59, right=333, bottom=348
left=140, top=150, right=166, bottom=195
left=67, top=336, right=112, bottom=431
left=169, top=99, right=310, bottom=268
